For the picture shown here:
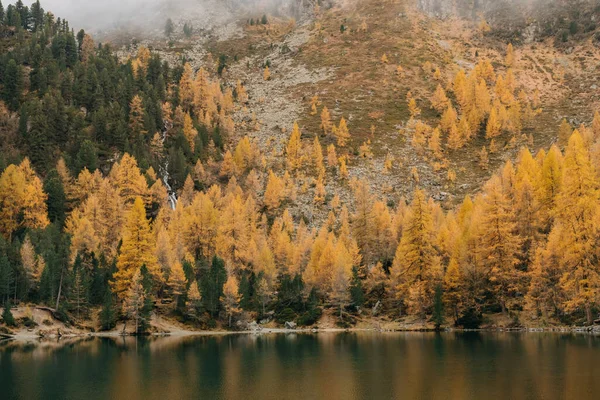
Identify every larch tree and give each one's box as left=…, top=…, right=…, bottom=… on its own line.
left=186, top=280, right=202, bottom=319
left=123, top=268, right=146, bottom=334
left=486, top=107, right=501, bottom=138
left=0, top=162, right=49, bottom=241
left=179, top=63, right=195, bottom=112
left=431, top=84, right=449, bottom=113
left=168, top=262, right=187, bottom=304
left=183, top=113, right=198, bottom=152
left=477, top=176, right=522, bottom=314
left=264, top=170, right=284, bottom=210
left=221, top=273, right=241, bottom=326
left=440, top=104, right=458, bottom=133
left=128, top=95, right=147, bottom=138
left=390, top=190, right=437, bottom=316
left=443, top=258, right=463, bottom=324
left=320, top=106, right=332, bottom=136
left=505, top=43, right=515, bottom=67
left=113, top=197, right=160, bottom=299
left=553, top=131, right=600, bottom=324
left=330, top=240, right=353, bottom=318
left=286, top=122, right=302, bottom=171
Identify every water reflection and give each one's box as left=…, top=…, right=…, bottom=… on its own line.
left=1, top=332, right=600, bottom=400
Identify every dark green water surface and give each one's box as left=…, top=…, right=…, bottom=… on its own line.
left=1, top=332, right=599, bottom=400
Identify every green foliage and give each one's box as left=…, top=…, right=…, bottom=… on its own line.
left=165, top=18, right=174, bottom=37
left=0, top=254, right=13, bottom=304
left=139, top=264, right=154, bottom=333
left=183, top=23, right=193, bottom=38
left=99, top=290, right=117, bottom=331
left=457, top=307, right=483, bottom=329
left=199, top=256, right=226, bottom=318
left=238, top=270, right=255, bottom=311
left=43, top=169, right=66, bottom=225
left=432, top=284, right=445, bottom=330
left=2, top=300, right=15, bottom=326
left=2, top=59, right=22, bottom=111
left=76, top=140, right=98, bottom=172
left=350, top=266, right=364, bottom=309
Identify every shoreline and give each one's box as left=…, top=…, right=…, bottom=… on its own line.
left=4, top=325, right=600, bottom=343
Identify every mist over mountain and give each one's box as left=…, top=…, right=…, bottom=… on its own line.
left=32, top=0, right=311, bottom=34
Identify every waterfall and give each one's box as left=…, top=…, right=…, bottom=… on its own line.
left=159, top=120, right=177, bottom=210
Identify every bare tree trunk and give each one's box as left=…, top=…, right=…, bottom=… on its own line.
left=55, top=267, right=64, bottom=311
left=586, top=304, right=593, bottom=326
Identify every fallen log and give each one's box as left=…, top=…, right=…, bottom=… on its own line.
left=35, top=306, right=61, bottom=320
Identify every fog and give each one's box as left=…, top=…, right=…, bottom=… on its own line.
left=23, top=0, right=306, bottom=33
left=27, top=0, right=228, bottom=32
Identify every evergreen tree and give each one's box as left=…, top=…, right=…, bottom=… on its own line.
left=165, top=18, right=174, bottom=37
left=200, top=256, right=227, bottom=318
left=2, top=299, right=15, bottom=326
left=44, top=169, right=66, bottom=225
left=3, top=60, right=22, bottom=111
left=0, top=254, right=13, bottom=304
left=99, top=290, right=117, bottom=331
left=432, top=284, right=445, bottom=330
left=350, top=266, right=364, bottom=309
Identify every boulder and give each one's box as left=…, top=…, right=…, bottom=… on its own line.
left=285, top=321, right=297, bottom=329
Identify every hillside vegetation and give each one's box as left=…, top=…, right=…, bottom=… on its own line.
left=2, top=0, right=600, bottom=335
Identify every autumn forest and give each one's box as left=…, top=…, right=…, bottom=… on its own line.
left=1, top=0, right=600, bottom=335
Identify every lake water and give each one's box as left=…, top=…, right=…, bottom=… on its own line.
left=1, top=332, right=599, bottom=400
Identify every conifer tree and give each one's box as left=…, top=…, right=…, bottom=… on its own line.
left=431, top=84, right=449, bottom=112
left=183, top=112, right=198, bottom=151
left=335, top=117, right=350, bottom=147
left=478, top=176, right=522, bottom=314
left=113, top=197, right=159, bottom=299
left=320, top=106, right=332, bottom=136
left=222, top=273, right=241, bottom=327
left=286, top=122, right=302, bottom=171
left=391, top=190, right=437, bottom=316
left=553, top=132, right=600, bottom=324
left=123, top=268, right=146, bottom=333
left=99, top=291, right=117, bottom=331
left=129, top=95, right=147, bottom=138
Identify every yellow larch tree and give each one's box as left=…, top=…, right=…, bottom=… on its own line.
left=222, top=273, right=241, bottom=326
left=505, top=43, right=515, bottom=67
left=179, top=63, right=195, bottom=112
left=390, top=190, right=437, bottom=317
left=320, top=106, right=332, bottom=136
left=478, top=176, right=523, bottom=314
left=184, top=192, right=219, bottom=259
left=113, top=197, right=160, bottom=299
left=312, top=135, right=325, bottom=175
left=183, top=113, right=198, bottom=152
left=128, top=95, right=147, bottom=138
left=333, top=117, right=350, bottom=147
left=431, top=84, right=449, bottom=113
left=486, top=106, right=502, bottom=138
left=447, top=123, right=463, bottom=150
left=286, top=122, right=302, bottom=171
left=440, top=103, right=458, bottom=133
left=553, top=131, right=600, bottom=324
left=109, top=154, right=149, bottom=206
left=479, top=146, right=489, bottom=169
left=443, top=258, right=464, bottom=324
left=264, top=170, right=284, bottom=210
left=0, top=162, right=49, bottom=240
